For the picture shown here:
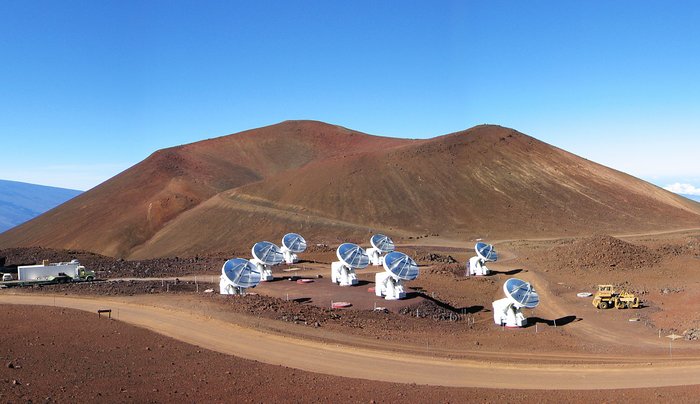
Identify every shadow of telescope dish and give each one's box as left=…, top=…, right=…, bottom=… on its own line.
left=337, top=243, right=369, bottom=269
left=252, top=241, right=284, bottom=265
left=370, top=234, right=395, bottom=253
left=383, top=251, right=419, bottom=281
left=475, top=242, right=498, bottom=262
left=504, top=278, right=539, bottom=308
left=222, top=258, right=261, bottom=288
left=282, top=233, right=307, bottom=253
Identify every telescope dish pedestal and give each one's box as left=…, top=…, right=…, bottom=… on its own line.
left=492, top=298, right=527, bottom=327
left=366, top=247, right=382, bottom=266
left=331, top=261, right=358, bottom=286
left=468, top=256, right=490, bottom=276
left=280, top=247, right=297, bottom=265
left=219, top=277, right=246, bottom=295
left=374, top=272, right=405, bottom=300
left=250, top=258, right=273, bottom=282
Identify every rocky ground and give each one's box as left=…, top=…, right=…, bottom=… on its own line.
left=3, top=305, right=700, bottom=403
left=3, top=232, right=700, bottom=401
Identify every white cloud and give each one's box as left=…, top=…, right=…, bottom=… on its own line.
left=664, top=183, right=700, bottom=196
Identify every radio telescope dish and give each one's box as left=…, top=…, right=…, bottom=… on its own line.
left=252, top=241, right=284, bottom=266
left=337, top=243, right=369, bottom=269
left=222, top=258, right=261, bottom=288
left=370, top=234, right=395, bottom=253
left=504, top=278, right=540, bottom=309
left=468, top=242, right=497, bottom=276
left=281, top=233, right=306, bottom=265
left=492, top=278, right=540, bottom=327
left=475, top=242, right=498, bottom=262
left=332, top=243, right=369, bottom=287
left=376, top=251, right=419, bottom=300
left=383, top=252, right=419, bottom=281
left=282, top=233, right=307, bottom=254
left=219, top=258, right=261, bottom=295
left=367, top=234, right=394, bottom=266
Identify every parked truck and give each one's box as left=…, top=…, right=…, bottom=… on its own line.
left=17, top=259, right=95, bottom=282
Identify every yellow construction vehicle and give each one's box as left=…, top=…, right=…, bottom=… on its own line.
left=592, top=284, right=640, bottom=309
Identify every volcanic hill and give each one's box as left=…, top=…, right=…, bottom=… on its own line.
left=1, top=120, right=698, bottom=259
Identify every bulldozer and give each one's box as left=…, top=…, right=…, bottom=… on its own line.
left=592, top=284, right=640, bottom=309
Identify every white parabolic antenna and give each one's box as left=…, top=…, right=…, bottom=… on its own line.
left=282, top=233, right=307, bottom=253
left=252, top=241, right=284, bottom=265
left=370, top=234, right=395, bottom=253
left=383, top=251, right=419, bottom=281
left=222, top=258, right=262, bottom=289
left=337, top=243, right=369, bottom=269
left=504, top=278, right=539, bottom=309
left=475, top=242, right=498, bottom=262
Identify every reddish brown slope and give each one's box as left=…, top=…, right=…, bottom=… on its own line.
left=2, top=122, right=699, bottom=259
left=233, top=125, right=700, bottom=236
left=129, top=125, right=700, bottom=258
left=0, top=121, right=409, bottom=257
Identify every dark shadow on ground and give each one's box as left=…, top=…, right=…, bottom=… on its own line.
left=292, top=297, right=312, bottom=304
left=416, top=290, right=486, bottom=314
left=524, top=315, right=580, bottom=328
left=487, top=268, right=524, bottom=276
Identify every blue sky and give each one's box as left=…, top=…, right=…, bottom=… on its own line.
left=1, top=1, right=699, bottom=193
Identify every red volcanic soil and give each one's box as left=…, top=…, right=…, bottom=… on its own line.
left=2, top=232, right=700, bottom=401
left=1, top=121, right=699, bottom=259
left=2, top=303, right=700, bottom=402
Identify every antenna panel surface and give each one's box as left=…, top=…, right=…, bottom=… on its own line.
left=370, top=234, right=395, bottom=253
left=252, top=241, right=284, bottom=265
left=475, top=242, right=498, bottom=262
left=222, top=258, right=262, bottom=288
left=383, top=251, right=419, bottom=281
left=336, top=243, right=369, bottom=269
left=504, top=278, right=539, bottom=308
left=282, top=233, right=307, bottom=253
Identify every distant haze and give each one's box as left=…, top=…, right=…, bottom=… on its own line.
left=0, top=180, right=82, bottom=233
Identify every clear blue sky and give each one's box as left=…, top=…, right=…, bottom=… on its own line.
left=1, top=1, right=699, bottom=193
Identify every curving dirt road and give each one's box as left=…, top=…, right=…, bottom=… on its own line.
left=3, top=294, right=700, bottom=390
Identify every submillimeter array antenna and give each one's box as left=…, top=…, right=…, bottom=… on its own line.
left=219, top=258, right=262, bottom=295
left=492, top=278, right=540, bottom=327
left=366, top=234, right=395, bottom=266
left=331, top=243, right=369, bottom=286
left=280, top=233, right=307, bottom=264
left=250, top=241, right=284, bottom=282
left=468, top=242, right=498, bottom=276
left=375, top=251, right=419, bottom=300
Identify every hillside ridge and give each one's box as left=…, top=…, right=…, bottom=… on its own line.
left=1, top=121, right=698, bottom=258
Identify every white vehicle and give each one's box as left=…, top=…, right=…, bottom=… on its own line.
left=17, top=259, right=95, bottom=282
left=2, top=273, right=12, bottom=282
